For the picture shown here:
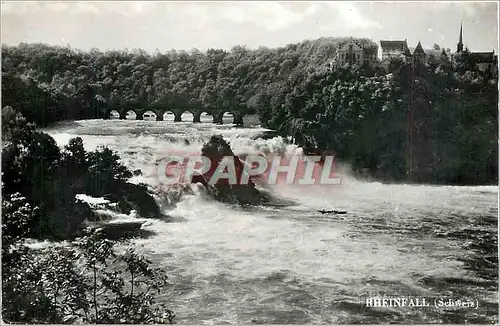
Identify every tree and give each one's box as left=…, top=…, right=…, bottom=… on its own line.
left=1, top=105, right=35, bottom=142
left=86, top=146, right=133, bottom=197
left=2, top=225, right=175, bottom=324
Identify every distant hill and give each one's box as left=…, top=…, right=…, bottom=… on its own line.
left=2, top=36, right=379, bottom=125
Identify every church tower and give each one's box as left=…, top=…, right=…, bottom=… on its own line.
left=457, top=22, right=464, bottom=53
left=413, top=41, right=426, bottom=64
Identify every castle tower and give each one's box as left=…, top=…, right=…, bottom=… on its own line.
left=457, top=22, right=464, bottom=53
left=413, top=41, right=426, bottom=64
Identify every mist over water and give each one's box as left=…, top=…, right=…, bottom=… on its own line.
left=42, top=117, right=498, bottom=324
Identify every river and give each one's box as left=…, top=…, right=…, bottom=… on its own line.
left=41, top=115, right=498, bottom=324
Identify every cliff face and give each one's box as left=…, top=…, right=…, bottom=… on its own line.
left=192, top=135, right=270, bottom=205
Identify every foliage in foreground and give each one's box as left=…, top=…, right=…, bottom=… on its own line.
left=2, top=193, right=175, bottom=324
left=2, top=108, right=175, bottom=323
left=1, top=106, right=158, bottom=239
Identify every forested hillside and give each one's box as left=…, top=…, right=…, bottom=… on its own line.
left=1, top=37, right=376, bottom=125
left=270, top=51, right=498, bottom=184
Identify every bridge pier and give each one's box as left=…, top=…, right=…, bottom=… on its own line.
left=213, top=112, right=223, bottom=125
left=233, top=114, right=244, bottom=126
left=119, top=111, right=127, bottom=120
left=156, top=114, right=164, bottom=121
left=193, top=112, right=201, bottom=123
left=174, top=112, right=182, bottom=122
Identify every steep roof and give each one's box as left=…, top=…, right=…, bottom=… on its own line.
left=459, top=22, right=463, bottom=44
left=413, top=41, right=425, bottom=55
left=336, top=39, right=378, bottom=56
left=380, top=40, right=408, bottom=52
left=338, top=39, right=364, bottom=51
left=471, top=51, right=495, bottom=63
left=364, top=47, right=378, bottom=55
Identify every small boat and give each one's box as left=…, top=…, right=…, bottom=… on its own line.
left=317, top=209, right=347, bottom=215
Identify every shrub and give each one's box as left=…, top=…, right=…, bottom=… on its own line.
left=86, top=146, right=133, bottom=197
left=2, top=227, right=175, bottom=324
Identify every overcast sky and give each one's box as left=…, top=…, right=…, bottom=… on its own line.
left=2, top=1, right=498, bottom=53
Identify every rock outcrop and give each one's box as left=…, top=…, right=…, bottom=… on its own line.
left=107, top=182, right=161, bottom=219
left=192, top=135, right=271, bottom=205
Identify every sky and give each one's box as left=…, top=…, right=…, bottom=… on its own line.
left=1, top=1, right=498, bottom=54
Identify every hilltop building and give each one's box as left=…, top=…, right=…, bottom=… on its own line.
left=329, top=23, right=497, bottom=73
left=455, top=22, right=497, bottom=72
left=412, top=41, right=427, bottom=64
left=331, top=39, right=379, bottom=69
left=457, top=23, right=464, bottom=53
left=380, top=40, right=411, bottom=63
left=379, top=39, right=428, bottom=70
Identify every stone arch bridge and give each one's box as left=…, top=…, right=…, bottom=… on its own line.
left=103, top=107, right=248, bottom=125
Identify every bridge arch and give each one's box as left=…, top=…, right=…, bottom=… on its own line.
left=221, top=112, right=234, bottom=125
left=193, top=111, right=213, bottom=123
left=179, top=110, right=195, bottom=123
left=213, top=111, right=244, bottom=125
left=159, top=110, right=177, bottom=122
left=142, top=110, right=157, bottom=121
left=124, top=110, right=138, bottom=120
left=107, top=107, right=246, bottom=124
left=108, top=109, right=120, bottom=119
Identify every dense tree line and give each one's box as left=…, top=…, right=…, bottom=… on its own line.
left=428, top=50, right=498, bottom=184
left=2, top=37, right=376, bottom=124
left=261, top=49, right=498, bottom=184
